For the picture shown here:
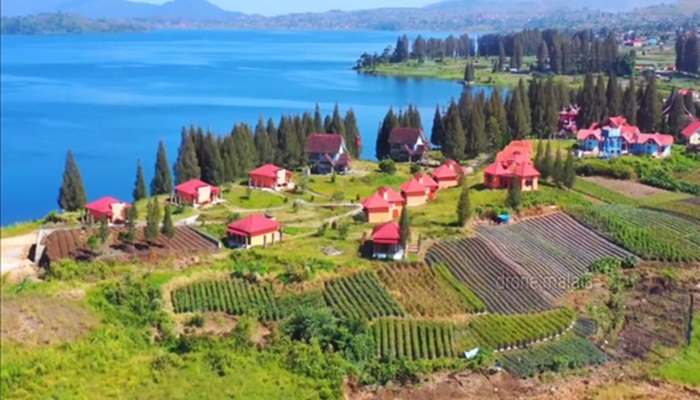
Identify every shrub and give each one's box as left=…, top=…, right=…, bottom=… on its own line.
left=409, top=163, right=421, bottom=174
left=621, top=255, right=640, bottom=269
left=331, top=191, right=345, bottom=202
left=379, top=159, right=397, bottom=175
left=186, top=314, right=205, bottom=327
left=589, top=257, right=622, bottom=275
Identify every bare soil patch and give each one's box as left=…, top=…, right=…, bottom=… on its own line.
left=1, top=295, right=98, bottom=346
left=1, top=232, right=37, bottom=274
left=581, top=176, right=670, bottom=199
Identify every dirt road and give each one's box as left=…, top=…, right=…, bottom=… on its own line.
left=1, top=232, right=37, bottom=274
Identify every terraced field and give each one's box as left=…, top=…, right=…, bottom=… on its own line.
left=323, top=271, right=405, bottom=320
left=373, top=318, right=456, bottom=360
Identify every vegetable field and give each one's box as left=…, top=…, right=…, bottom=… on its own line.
left=454, top=308, right=577, bottom=352
left=475, top=213, right=632, bottom=298
left=372, top=318, right=456, bottom=360
left=377, top=263, right=486, bottom=317
left=566, top=205, right=700, bottom=261
left=172, top=279, right=281, bottom=320
left=323, top=271, right=405, bottom=320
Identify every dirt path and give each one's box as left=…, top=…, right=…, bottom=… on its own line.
left=1, top=232, right=37, bottom=274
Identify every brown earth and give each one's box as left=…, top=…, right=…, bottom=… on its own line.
left=581, top=176, right=670, bottom=199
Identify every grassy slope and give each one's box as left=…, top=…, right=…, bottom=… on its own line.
left=656, top=316, right=700, bottom=387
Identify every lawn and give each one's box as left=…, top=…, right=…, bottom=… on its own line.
left=307, top=171, right=411, bottom=203
left=0, top=220, right=42, bottom=239
left=133, top=195, right=198, bottom=222
left=220, top=184, right=287, bottom=210
left=656, top=316, right=700, bottom=387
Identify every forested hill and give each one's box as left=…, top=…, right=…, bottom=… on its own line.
left=1, top=13, right=148, bottom=35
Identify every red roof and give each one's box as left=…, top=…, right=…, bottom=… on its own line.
left=483, top=161, right=510, bottom=176
left=514, top=162, right=541, bottom=177
left=227, top=214, right=283, bottom=237
left=496, top=140, right=533, bottom=162
left=635, top=133, right=674, bottom=146
left=362, top=193, right=390, bottom=210
left=682, top=120, right=700, bottom=137
left=400, top=179, right=427, bottom=195
left=607, top=116, right=627, bottom=128
left=388, top=127, right=426, bottom=145
left=249, top=164, right=286, bottom=179
left=371, top=221, right=401, bottom=244
left=85, top=196, right=130, bottom=215
left=432, top=164, right=459, bottom=180
left=305, top=134, right=345, bottom=154
left=377, top=187, right=404, bottom=204
left=414, top=173, right=439, bottom=190
left=175, top=179, right=219, bottom=196
left=577, top=129, right=602, bottom=141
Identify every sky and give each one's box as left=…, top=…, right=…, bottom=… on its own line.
left=131, top=0, right=435, bottom=15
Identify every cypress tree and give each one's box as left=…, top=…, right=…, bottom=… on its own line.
left=430, top=105, right=445, bottom=147
left=595, top=73, right=607, bottom=118
left=489, top=87, right=508, bottom=139
left=323, top=115, right=332, bottom=134
left=606, top=72, right=622, bottom=116
left=255, top=116, right=275, bottom=165
left=174, top=127, right=200, bottom=185
left=464, top=62, right=475, bottom=82
left=194, top=126, right=206, bottom=174
left=638, top=77, right=662, bottom=133
left=399, top=206, right=410, bottom=252
left=151, top=141, right=173, bottom=196
left=408, top=104, right=423, bottom=130
left=577, top=73, right=597, bottom=129
left=161, top=204, right=175, bottom=239
left=530, top=78, right=547, bottom=137
left=344, top=109, right=361, bottom=158
left=622, top=78, right=638, bottom=126
left=563, top=149, right=576, bottom=189
left=120, top=205, right=138, bottom=243
left=534, top=140, right=544, bottom=172
left=376, top=108, right=399, bottom=160
left=221, top=135, right=238, bottom=182
left=667, top=93, right=687, bottom=138
left=544, top=78, right=559, bottom=137
left=145, top=197, right=161, bottom=244
left=498, top=41, right=506, bottom=71
left=468, top=93, right=486, bottom=157
left=200, top=132, right=225, bottom=185
left=302, top=111, right=315, bottom=139
left=552, top=150, right=564, bottom=186
left=541, top=141, right=553, bottom=181
left=537, top=40, right=549, bottom=72
left=683, top=34, right=699, bottom=75
left=330, top=103, right=346, bottom=138
left=99, top=216, right=110, bottom=243
left=486, top=116, right=506, bottom=151
left=133, top=159, right=147, bottom=203
left=314, top=103, right=324, bottom=133
left=512, top=36, right=523, bottom=70
left=456, top=176, right=471, bottom=226
left=458, top=89, right=473, bottom=132
left=58, top=149, right=87, bottom=212
left=279, top=117, right=301, bottom=168
left=506, top=181, right=521, bottom=210
left=508, top=85, right=530, bottom=140
left=517, top=79, right=531, bottom=134
left=443, top=99, right=467, bottom=161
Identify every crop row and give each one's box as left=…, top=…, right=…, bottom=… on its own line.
left=566, top=205, right=700, bottom=261
left=501, top=335, right=608, bottom=378
left=172, top=279, right=280, bottom=320
left=323, top=271, right=405, bottom=320
left=372, top=318, right=455, bottom=360
left=377, top=263, right=485, bottom=317
left=454, top=308, right=577, bottom=352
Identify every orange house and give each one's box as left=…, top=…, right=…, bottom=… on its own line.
left=431, top=160, right=461, bottom=189
left=484, top=140, right=540, bottom=191
left=400, top=179, right=429, bottom=207
left=414, top=173, right=439, bottom=200
left=362, top=193, right=392, bottom=223
left=84, top=196, right=131, bottom=224
left=226, top=214, right=283, bottom=249
left=248, top=164, right=292, bottom=191
left=173, top=179, right=220, bottom=208
left=377, top=186, right=405, bottom=219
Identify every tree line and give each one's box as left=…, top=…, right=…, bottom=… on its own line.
left=675, top=32, right=699, bottom=75
left=375, top=104, right=423, bottom=160
left=356, top=34, right=473, bottom=69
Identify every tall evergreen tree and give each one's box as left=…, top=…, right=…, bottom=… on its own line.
left=266, top=117, right=281, bottom=165
left=58, top=149, right=87, bottom=212
left=200, top=132, right=225, bottom=185
left=486, top=116, right=506, bottom=151
left=151, top=141, right=173, bottom=196
left=376, top=108, right=399, bottom=160
left=456, top=176, right=471, bottom=226
left=145, top=197, right=161, bottom=244
left=534, top=140, right=544, bottom=172
left=323, top=115, right=333, bottom=133
left=430, top=105, right=445, bottom=147
left=543, top=78, right=559, bottom=137
left=255, top=116, right=276, bottom=165
left=595, top=73, right=607, bottom=118
left=344, top=108, right=361, bottom=158
left=458, top=89, right=473, bottom=131
left=443, top=99, right=467, bottom=161
left=313, top=103, right=324, bottom=133
left=683, top=34, right=699, bottom=75
left=161, top=204, right=175, bottom=238
left=488, top=87, right=508, bottom=139
left=622, top=78, right=638, bottom=126
left=399, top=206, right=410, bottom=252
left=637, top=77, right=662, bottom=132
left=221, top=135, right=238, bottom=182
left=606, top=72, right=622, bottom=116
left=518, top=78, right=532, bottom=133
left=537, top=40, right=549, bottom=72
left=407, top=104, right=423, bottom=130
left=512, top=36, right=523, bottom=70
left=464, top=62, right=475, bottom=82
left=508, top=84, right=530, bottom=139
left=506, top=180, right=521, bottom=210
left=541, top=141, right=553, bottom=181
left=498, top=41, right=506, bottom=71
left=174, top=127, right=200, bottom=185
left=563, top=149, right=576, bottom=189
left=552, top=150, right=564, bottom=186
left=467, top=93, right=486, bottom=157
left=577, top=73, right=598, bottom=129
left=667, top=93, right=687, bottom=138
left=330, top=103, right=346, bottom=138
left=133, top=159, right=147, bottom=202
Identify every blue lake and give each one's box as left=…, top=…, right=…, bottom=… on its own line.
left=1, top=30, right=491, bottom=225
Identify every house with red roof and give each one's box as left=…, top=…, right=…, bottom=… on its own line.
left=414, top=173, right=439, bottom=200
left=432, top=163, right=460, bottom=189
left=173, top=179, right=220, bottom=208
left=483, top=141, right=540, bottom=191
left=226, top=214, right=283, bottom=249
left=84, top=196, right=131, bottom=224
left=400, top=178, right=429, bottom=207
left=362, top=193, right=392, bottom=223
left=388, top=127, right=430, bottom=162
left=681, top=120, right=700, bottom=145
left=305, top=133, right=351, bottom=174
left=370, top=221, right=404, bottom=260
left=377, top=186, right=405, bottom=219
left=577, top=116, right=674, bottom=158
left=248, top=164, right=293, bottom=191
left=558, top=105, right=580, bottom=133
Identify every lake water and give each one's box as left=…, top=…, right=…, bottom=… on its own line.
left=1, top=30, right=491, bottom=225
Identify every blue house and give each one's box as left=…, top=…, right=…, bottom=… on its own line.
left=577, top=129, right=603, bottom=153
left=600, top=127, right=623, bottom=158
left=629, top=134, right=674, bottom=157
left=304, top=133, right=351, bottom=174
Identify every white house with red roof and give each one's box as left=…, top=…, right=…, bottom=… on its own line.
left=362, top=193, right=392, bottom=223
left=84, top=196, right=131, bottom=224
left=681, top=120, right=700, bottom=145
left=400, top=178, right=429, bottom=207
left=248, top=164, right=293, bottom=191
left=226, top=214, right=283, bottom=249
left=371, top=221, right=404, bottom=260
left=173, top=179, right=220, bottom=208
left=388, top=127, right=430, bottom=162
left=304, top=133, right=351, bottom=174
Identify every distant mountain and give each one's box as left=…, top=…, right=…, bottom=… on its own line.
left=0, top=0, right=241, bottom=20
left=425, top=0, right=674, bottom=12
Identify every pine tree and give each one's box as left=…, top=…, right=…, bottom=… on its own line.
left=498, top=41, right=506, bottom=71
left=323, top=115, right=332, bottom=134
left=133, top=159, right=147, bottom=203
left=595, top=73, right=607, bottom=118
left=456, top=176, right=471, bottom=226
left=200, top=132, right=225, bottom=185
left=543, top=78, right=559, bottom=137
left=606, top=73, right=622, bottom=116
left=174, top=127, right=200, bottom=185
left=145, top=197, right=161, bottom=243
left=161, top=204, right=175, bottom=239
left=508, top=85, right=530, bottom=140
left=506, top=180, right=521, bottom=210
left=151, top=141, right=173, bottom=196
left=120, top=205, right=138, bottom=244
left=344, top=108, right=361, bottom=158
left=408, top=104, right=423, bottom=130
left=541, top=141, right=553, bottom=181
left=622, top=78, right=638, bottom=126
left=221, top=135, right=239, bottom=182
left=667, top=92, right=687, bottom=138
left=517, top=79, right=531, bottom=133
left=57, top=149, right=87, bottom=212
left=314, top=103, right=324, bottom=133
left=512, top=36, right=523, bottom=70
left=534, top=140, right=544, bottom=172
left=637, top=77, right=662, bottom=132
left=234, top=124, right=259, bottom=172
left=255, top=116, right=276, bottom=165
left=468, top=93, right=486, bottom=157
left=486, top=116, right=506, bottom=151
left=430, top=105, right=445, bottom=147
left=464, top=62, right=475, bottom=82
left=443, top=99, right=467, bottom=161
left=537, top=40, right=549, bottom=72
left=99, top=215, right=110, bottom=243
left=577, top=73, right=597, bottom=129
left=376, top=108, right=399, bottom=160
left=552, top=150, right=564, bottom=186
left=683, top=34, right=699, bottom=75
left=563, top=149, right=576, bottom=189
left=330, top=103, right=346, bottom=138
left=488, top=87, right=508, bottom=140
left=399, top=206, right=410, bottom=252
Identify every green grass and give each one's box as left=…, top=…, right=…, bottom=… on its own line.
left=572, top=179, right=637, bottom=205
left=221, top=185, right=287, bottom=210
left=133, top=195, right=198, bottom=222
left=0, top=220, right=42, bottom=238
left=526, top=139, right=576, bottom=155
left=307, top=171, right=411, bottom=203
left=656, top=316, right=700, bottom=387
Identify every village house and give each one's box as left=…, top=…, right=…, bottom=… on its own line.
left=681, top=120, right=700, bottom=146
left=414, top=173, right=439, bottom=200
left=226, top=214, right=283, bottom=249
left=388, top=127, right=430, bottom=162
left=483, top=141, right=540, bottom=192
left=173, top=179, right=220, bottom=208
left=377, top=186, right=404, bottom=219
left=84, top=196, right=131, bottom=224
left=558, top=105, right=580, bottom=134
left=577, top=116, right=674, bottom=158
left=431, top=159, right=466, bottom=189
left=400, top=178, right=429, bottom=207
left=370, top=221, right=404, bottom=260
left=362, top=193, right=392, bottom=223
left=304, top=133, right=351, bottom=174
left=248, top=164, right=293, bottom=191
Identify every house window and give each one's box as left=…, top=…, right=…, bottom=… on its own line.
left=525, top=179, right=533, bottom=187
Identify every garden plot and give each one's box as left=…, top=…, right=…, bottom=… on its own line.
left=323, top=271, right=405, bottom=320
left=581, top=176, right=671, bottom=199
left=372, top=318, right=456, bottom=360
